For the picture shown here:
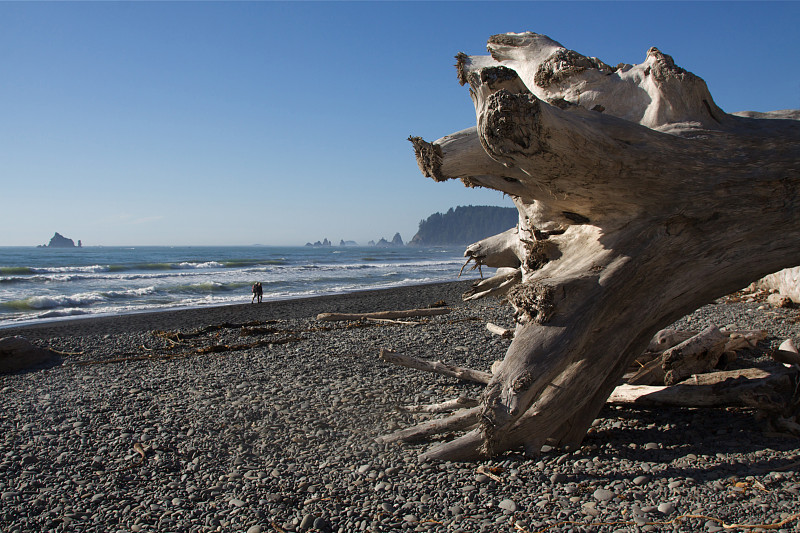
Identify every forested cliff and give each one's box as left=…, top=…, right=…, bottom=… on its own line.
left=409, top=206, right=517, bottom=246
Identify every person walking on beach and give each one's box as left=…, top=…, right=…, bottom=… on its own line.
left=252, top=282, right=263, bottom=303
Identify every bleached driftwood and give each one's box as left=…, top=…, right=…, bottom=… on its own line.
left=628, top=327, right=767, bottom=385
left=404, top=31, right=800, bottom=461
left=609, top=368, right=799, bottom=426
left=316, top=308, right=450, bottom=322
left=462, top=267, right=521, bottom=301
left=375, top=406, right=481, bottom=444
left=773, top=339, right=800, bottom=367
left=398, top=396, right=480, bottom=413
left=380, top=349, right=491, bottom=384
left=382, top=352, right=800, bottom=441
left=486, top=323, right=514, bottom=338
left=752, top=267, right=800, bottom=304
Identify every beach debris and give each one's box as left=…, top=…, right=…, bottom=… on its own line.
left=486, top=322, right=514, bottom=338
left=0, top=336, right=62, bottom=374
left=316, top=307, right=451, bottom=322
left=397, top=396, right=480, bottom=413
left=380, top=349, right=491, bottom=384
left=365, top=317, right=421, bottom=326
left=476, top=465, right=504, bottom=483
left=403, top=30, right=800, bottom=461
left=375, top=405, right=481, bottom=445
left=772, top=338, right=800, bottom=367
left=750, top=266, right=800, bottom=305
left=626, top=326, right=767, bottom=386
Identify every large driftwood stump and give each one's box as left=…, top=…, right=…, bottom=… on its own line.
left=407, top=32, right=800, bottom=461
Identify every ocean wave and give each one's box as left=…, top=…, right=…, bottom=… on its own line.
left=167, top=281, right=250, bottom=294
left=36, top=308, right=90, bottom=319
left=0, top=286, right=160, bottom=311
left=0, top=266, right=37, bottom=275
left=3, top=292, right=108, bottom=311
left=36, top=264, right=111, bottom=274
left=175, top=261, right=224, bottom=269
left=104, top=286, right=159, bottom=299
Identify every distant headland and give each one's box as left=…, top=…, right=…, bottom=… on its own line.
left=305, top=205, right=517, bottom=247
left=38, top=232, right=82, bottom=248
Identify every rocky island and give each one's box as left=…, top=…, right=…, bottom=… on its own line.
left=38, top=232, right=81, bottom=248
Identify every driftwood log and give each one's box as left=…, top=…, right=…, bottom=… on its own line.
left=403, top=32, right=800, bottom=461
left=752, top=266, right=800, bottom=304
left=316, top=307, right=450, bottom=322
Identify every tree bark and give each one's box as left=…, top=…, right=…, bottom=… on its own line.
left=405, top=32, right=800, bottom=461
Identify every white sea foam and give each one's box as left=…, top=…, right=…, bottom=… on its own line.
left=22, top=292, right=107, bottom=310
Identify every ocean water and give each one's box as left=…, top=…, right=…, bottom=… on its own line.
left=0, top=245, right=479, bottom=327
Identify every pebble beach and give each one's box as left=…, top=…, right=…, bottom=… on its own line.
left=1, top=280, right=799, bottom=533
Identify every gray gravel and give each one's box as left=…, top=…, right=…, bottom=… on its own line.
left=1, top=281, right=799, bottom=532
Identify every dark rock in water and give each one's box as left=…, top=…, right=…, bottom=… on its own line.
left=40, top=232, right=78, bottom=248
left=0, top=336, right=62, bottom=373
left=372, top=233, right=404, bottom=247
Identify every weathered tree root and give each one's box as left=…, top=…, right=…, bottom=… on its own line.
left=381, top=329, right=800, bottom=452
left=404, top=31, right=800, bottom=461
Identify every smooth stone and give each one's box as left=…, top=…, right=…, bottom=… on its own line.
left=299, top=514, right=315, bottom=530
left=658, top=502, right=676, bottom=514
left=593, top=488, right=615, bottom=502
left=582, top=503, right=600, bottom=517
left=229, top=498, right=246, bottom=508
left=247, top=527, right=263, bottom=533
left=312, top=517, right=330, bottom=531
left=498, top=499, right=517, bottom=512
left=633, top=475, right=650, bottom=486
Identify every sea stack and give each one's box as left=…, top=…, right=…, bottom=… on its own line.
left=41, top=232, right=77, bottom=248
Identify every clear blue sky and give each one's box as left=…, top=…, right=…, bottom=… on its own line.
left=2, top=1, right=798, bottom=246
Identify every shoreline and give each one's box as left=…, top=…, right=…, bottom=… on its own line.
left=0, top=280, right=476, bottom=340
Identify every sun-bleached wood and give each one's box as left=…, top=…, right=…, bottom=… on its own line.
left=609, top=368, right=797, bottom=415
left=753, top=267, right=800, bottom=304
left=316, top=308, right=450, bottom=322
left=407, top=31, right=800, bottom=461
left=380, top=349, right=491, bottom=384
